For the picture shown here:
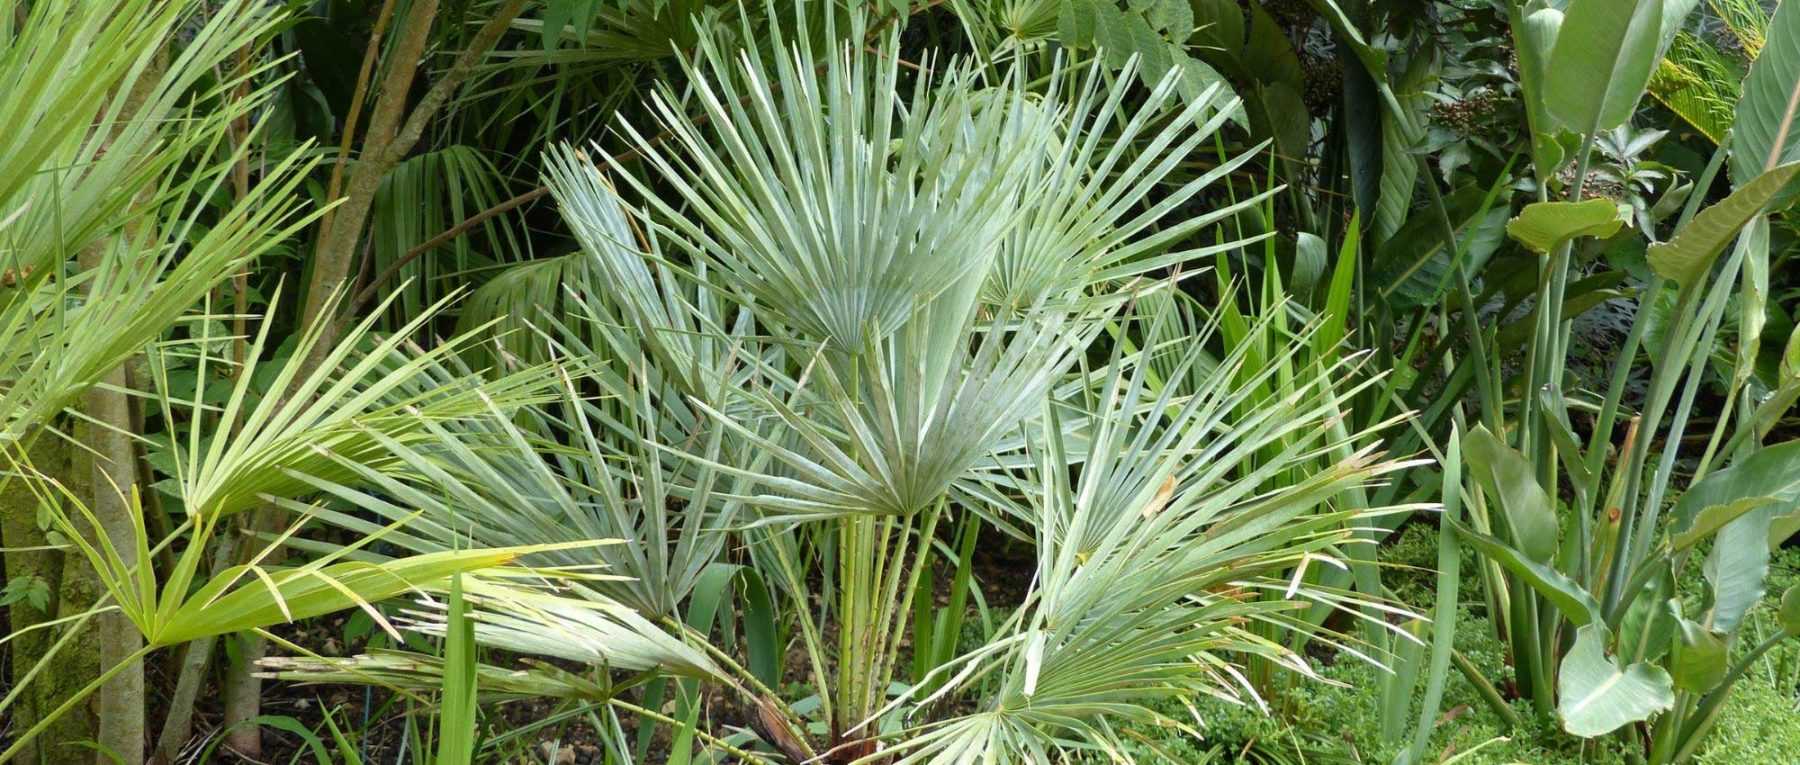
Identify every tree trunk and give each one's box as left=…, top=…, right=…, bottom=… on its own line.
left=0, top=434, right=100, bottom=763
left=77, top=267, right=146, bottom=765
left=297, top=0, right=442, bottom=357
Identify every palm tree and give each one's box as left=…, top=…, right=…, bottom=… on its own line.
left=266, top=10, right=1422, bottom=762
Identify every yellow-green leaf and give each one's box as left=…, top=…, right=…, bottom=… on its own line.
left=151, top=542, right=594, bottom=646
left=1506, top=198, right=1629, bottom=254
left=1648, top=163, right=1800, bottom=286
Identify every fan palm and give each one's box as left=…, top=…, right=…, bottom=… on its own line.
left=265, top=8, right=1420, bottom=763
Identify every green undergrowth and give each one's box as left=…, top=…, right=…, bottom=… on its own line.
left=1087, top=525, right=1800, bottom=764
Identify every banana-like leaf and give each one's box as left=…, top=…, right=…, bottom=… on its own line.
left=1647, top=164, right=1800, bottom=287
left=1701, top=508, right=1775, bottom=633
left=1670, top=440, right=1800, bottom=530
left=1618, top=569, right=1675, bottom=664
left=1670, top=616, right=1728, bottom=694
left=1506, top=198, right=1630, bottom=255
left=1671, top=441, right=1800, bottom=633
left=1557, top=623, right=1674, bottom=737
left=1449, top=518, right=1603, bottom=627
left=1516, top=3, right=1565, bottom=175
left=1751, top=326, right=1800, bottom=438
left=1732, top=0, right=1800, bottom=196
left=1544, top=0, right=1664, bottom=133
left=1670, top=497, right=1775, bottom=552
left=1462, top=425, right=1559, bottom=563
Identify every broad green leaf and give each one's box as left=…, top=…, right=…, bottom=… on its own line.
left=1673, top=443, right=1800, bottom=627
left=1774, top=509, right=1800, bottom=553
left=1752, top=326, right=1800, bottom=438
left=1172, top=51, right=1245, bottom=126
left=1670, top=440, right=1800, bottom=529
left=1450, top=518, right=1604, bottom=627
left=1618, top=567, right=1674, bottom=663
left=1545, top=0, right=1664, bottom=133
left=1557, top=623, right=1675, bottom=737
left=1244, top=3, right=1304, bottom=89
left=1671, top=497, right=1777, bottom=552
left=1506, top=199, right=1630, bottom=254
left=1373, top=52, right=1436, bottom=244
left=1142, top=0, right=1191, bottom=36
left=1293, top=232, right=1327, bottom=295
left=1463, top=425, right=1559, bottom=562
left=1647, top=164, right=1800, bottom=287
left=1670, top=616, right=1729, bottom=694
left=1188, top=0, right=1243, bottom=58
left=1658, top=0, right=1704, bottom=51
left=1735, top=215, right=1771, bottom=388
left=1058, top=0, right=1097, bottom=46
left=1375, top=187, right=1511, bottom=309
left=1702, top=507, right=1775, bottom=633
left=542, top=0, right=572, bottom=49
left=1516, top=4, right=1565, bottom=176
left=1731, top=0, right=1800, bottom=195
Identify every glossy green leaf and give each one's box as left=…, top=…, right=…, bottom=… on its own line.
left=1449, top=518, right=1603, bottom=627
left=1671, top=440, right=1800, bottom=530
left=1731, top=0, right=1800, bottom=196
left=1670, top=616, right=1728, bottom=694
left=1544, top=0, right=1664, bottom=133
left=1506, top=198, right=1630, bottom=255
left=1702, top=507, right=1775, bottom=633
left=1557, top=623, right=1675, bottom=737
left=1463, top=425, right=1559, bottom=562
left=1516, top=4, right=1565, bottom=176
left=1618, top=568, right=1674, bottom=663
left=1671, top=497, right=1777, bottom=552
left=1648, top=165, right=1800, bottom=287
left=1188, top=0, right=1244, bottom=58
left=1373, top=53, right=1434, bottom=244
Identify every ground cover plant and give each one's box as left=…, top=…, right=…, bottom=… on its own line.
left=1, top=0, right=1799, bottom=763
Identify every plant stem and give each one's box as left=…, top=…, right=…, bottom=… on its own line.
left=1451, top=648, right=1522, bottom=729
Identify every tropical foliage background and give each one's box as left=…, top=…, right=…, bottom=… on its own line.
left=3, top=0, right=1800, bottom=763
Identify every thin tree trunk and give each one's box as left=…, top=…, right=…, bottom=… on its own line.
left=296, top=0, right=442, bottom=354
left=77, top=250, right=146, bottom=765
left=0, top=434, right=100, bottom=763
left=80, top=371, right=145, bottom=765
left=219, top=630, right=269, bottom=758
left=70, top=41, right=178, bottom=763
left=299, top=0, right=527, bottom=360
left=150, top=530, right=243, bottom=765
left=221, top=3, right=528, bottom=755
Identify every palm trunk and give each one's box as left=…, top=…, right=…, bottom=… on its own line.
left=221, top=3, right=528, bottom=754
left=0, top=434, right=100, bottom=762
left=80, top=370, right=145, bottom=765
